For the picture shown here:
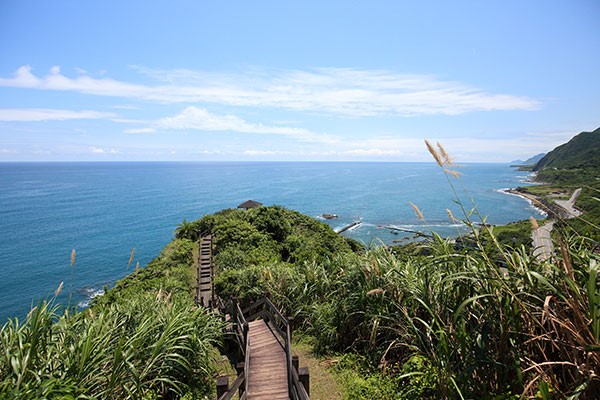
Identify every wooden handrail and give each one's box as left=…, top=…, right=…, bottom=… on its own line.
left=244, top=326, right=250, bottom=396
left=242, top=297, right=266, bottom=320
left=231, top=296, right=309, bottom=399
left=217, top=371, right=245, bottom=400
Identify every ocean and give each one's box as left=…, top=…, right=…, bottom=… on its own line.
left=0, top=162, right=541, bottom=321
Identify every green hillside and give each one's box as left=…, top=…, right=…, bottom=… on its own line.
left=533, top=127, right=600, bottom=172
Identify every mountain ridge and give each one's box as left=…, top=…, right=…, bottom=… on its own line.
left=533, top=127, right=600, bottom=171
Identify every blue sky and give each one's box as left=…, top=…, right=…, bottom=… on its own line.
left=0, top=0, right=598, bottom=162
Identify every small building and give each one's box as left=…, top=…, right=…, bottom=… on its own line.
left=237, top=200, right=263, bottom=209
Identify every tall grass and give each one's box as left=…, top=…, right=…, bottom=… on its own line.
left=1, top=237, right=223, bottom=399
left=0, top=294, right=222, bottom=399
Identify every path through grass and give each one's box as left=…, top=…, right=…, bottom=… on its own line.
left=293, top=340, right=343, bottom=400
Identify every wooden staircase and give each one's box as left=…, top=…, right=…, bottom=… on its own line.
left=196, top=234, right=215, bottom=308
left=217, top=297, right=310, bottom=400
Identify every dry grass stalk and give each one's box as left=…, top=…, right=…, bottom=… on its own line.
left=444, top=168, right=462, bottom=178
left=70, top=249, right=76, bottom=267
left=437, top=142, right=452, bottom=165
left=367, top=288, right=385, bottom=296
left=446, top=209, right=457, bottom=223
left=410, top=202, right=425, bottom=221
left=425, top=140, right=444, bottom=167
left=135, top=261, right=139, bottom=273
left=372, top=258, right=381, bottom=276
left=55, top=281, right=64, bottom=297
left=529, top=216, right=539, bottom=230
left=127, top=247, right=136, bottom=268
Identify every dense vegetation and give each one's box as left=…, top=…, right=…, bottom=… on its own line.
left=197, top=206, right=598, bottom=398
left=175, top=206, right=361, bottom=307
left=2, top=135, right=598, bottom=399
left=534, top=128, right=600, bottom=172
left=0, top=238, right=223, bottom=399
left=174, top=141, right=597, bottom=399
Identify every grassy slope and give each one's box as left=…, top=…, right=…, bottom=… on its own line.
left=196, top=201, right=599, bottom=399
left=0, top=237, right=223, bottom=399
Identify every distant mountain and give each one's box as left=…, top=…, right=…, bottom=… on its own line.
left=533, top=127, right=600, bottom=171
left=523, top=153, right=546, bottom=165
left=511, top=153, right=546, bottom=165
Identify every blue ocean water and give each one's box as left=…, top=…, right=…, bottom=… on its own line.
left=0, top=162, right=541, bottom=321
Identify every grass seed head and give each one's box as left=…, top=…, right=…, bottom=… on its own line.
left=425, top=140, right=444, bottom=167
left=70, top=249, right=76, bottom=267
left=437, top=142, right=452, bottom=165
left=367, top=288, right=385, bottom=296
left=446, top=209, right=457, bottom=223
left=55, top=281, right=64, bottom=297
left=529, top=216, right=539, bottom=230
left=410, top=202, right=425, bottom=221
left=444, top=168, right=463, bottom=178
left=127, top=247, right=136, bottom=268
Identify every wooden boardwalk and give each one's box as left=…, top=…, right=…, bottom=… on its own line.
left=196, top=235, right=214, bottom=308
left=246, top=320, right=289, bottom=399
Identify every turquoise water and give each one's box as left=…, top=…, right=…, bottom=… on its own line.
left=0, top=162, right=540, bottom=321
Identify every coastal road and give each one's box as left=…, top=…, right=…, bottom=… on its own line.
left=554, top=188, right=582, bottom=218
left=531, top=187, right=581, bottom=261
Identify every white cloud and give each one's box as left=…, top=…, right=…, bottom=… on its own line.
left=345, top=148, right=404, bottom=156
left=0, top=108, right=115, bottom=122
left=243, top=150, right=290, bottom=156
left=0, top=65, right=540, bottom=116
left=90, top=147, right=119, bottom=154
left=124, top=127, right=156, bottom=134
left=153, top=106, right=339, bottom=143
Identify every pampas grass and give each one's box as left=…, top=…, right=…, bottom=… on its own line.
left=425, top=139, right=444, bottom=167
left=54, top=281, right=63, bottom=297
left=530, top=216, right=540, bottom=230
left=127, top=247, right=135, bottom=268
left=409, top=202, right=425, bottom=221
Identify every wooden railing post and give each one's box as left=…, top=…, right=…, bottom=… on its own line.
left=292, top=355, right=299, bottom=372
left=235, top=362, right=244, bottom=375
left=216, top=376, right=229, bottom=398
left=299, top=367, right=310, bottom=396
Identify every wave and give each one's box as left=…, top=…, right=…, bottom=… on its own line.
left=383, top=223, right=465, bottom=229
left=77, top=287, right=105, bottom=309
left=496, top=188, right=547, bottom=217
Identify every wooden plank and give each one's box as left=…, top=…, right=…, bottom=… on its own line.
left=246, top=320, right=289, bottom=399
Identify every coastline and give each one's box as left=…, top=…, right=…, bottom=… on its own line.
left=498, top=187, right=549, bottom=217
